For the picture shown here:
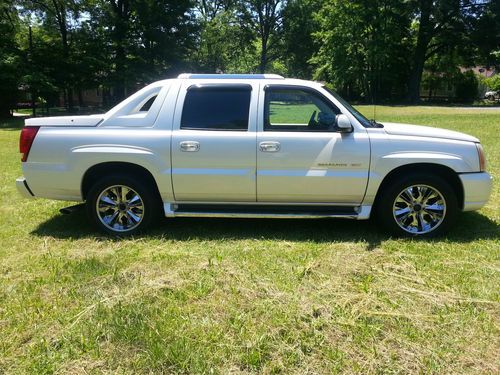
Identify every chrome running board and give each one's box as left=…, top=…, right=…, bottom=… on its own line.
left=163, top=203, right=372, bottom=220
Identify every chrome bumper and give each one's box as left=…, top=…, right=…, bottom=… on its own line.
left=459, top=172, right=492, bottom=211
left=16, top=177, right=35, bottom=198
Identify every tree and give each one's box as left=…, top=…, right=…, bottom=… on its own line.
left=91, top=0, right=196, bottom=102
left=193, top=0, right=256, bottom=73
left=18, top=0, right=85, bottom=108
left=0, top=0, right=21, bottom=116
left=312, top=0, right=412, bottom=101
left=282, top=0, right=320, bottom=78
left=470, top=0, right=500, bottom=68
left=406, top=0, right=490, bottom=103
left=239, top=0, right=285, bottom=73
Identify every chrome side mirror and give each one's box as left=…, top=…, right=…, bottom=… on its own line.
left=336, top=114, right=353, bottom=133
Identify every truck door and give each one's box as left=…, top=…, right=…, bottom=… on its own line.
left=256, top=85, right=370, bottom=203
left=171, top=82, right=257, bottom=202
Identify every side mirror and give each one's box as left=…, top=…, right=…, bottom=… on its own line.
left=336, top=114, right=353, bottom=133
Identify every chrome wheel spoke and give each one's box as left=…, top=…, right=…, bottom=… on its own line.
left=121, top=186, right=129, bottom=202
left=400, top=190, right=414, bottom=204
left=395, top=207, right=411, bottom=217
left=424, top=203, right=444, bottom=212
left=126, top=210, right=141, bottom=223
left=104, top=210, right=120, bottom=226
left=99, top=205, right=115, bottom=213
left=100, top=195, right=117, bottom=207
left=111, top=187, right=121, bottom=201
left=128, top=194, right=141, bottom=205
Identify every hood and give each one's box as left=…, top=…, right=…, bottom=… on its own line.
left=25, top=114, right=104, bottom=127
left=381, top=122, right=479, bottom=143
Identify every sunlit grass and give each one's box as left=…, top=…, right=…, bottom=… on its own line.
left=0, top=107, right=498, bottom=373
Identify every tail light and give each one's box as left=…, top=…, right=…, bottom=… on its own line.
left=20, top=126, right=40, bottom=162
left=476, top=143, right=486, bottom=172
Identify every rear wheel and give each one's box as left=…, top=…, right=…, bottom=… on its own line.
left=86, top=174, right=161, bottom=235
left=376, top=174, right=458, bottom=237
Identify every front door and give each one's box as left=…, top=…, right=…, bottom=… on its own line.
left=257, top=85, right=370, bottom=203
left=171, top=83, right=257, bottom=202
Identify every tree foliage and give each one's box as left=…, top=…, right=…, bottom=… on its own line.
left=0, top=1, right=23, bottom=116
left=1, top=0, right=497, bottom=116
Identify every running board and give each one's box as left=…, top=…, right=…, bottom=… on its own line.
left=164, top=203, right=371, bottom=220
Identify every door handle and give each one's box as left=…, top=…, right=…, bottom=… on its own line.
left=179, top=141, right=200, bottom=152
left=259, top=141, right=281, bottom=152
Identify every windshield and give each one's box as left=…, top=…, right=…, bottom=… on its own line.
left=322, top=86, right=376, bottom=128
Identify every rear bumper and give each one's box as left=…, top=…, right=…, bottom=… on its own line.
left=459, top=172, right=492, bottom=211
left=16, top=177, right=35, bottom=198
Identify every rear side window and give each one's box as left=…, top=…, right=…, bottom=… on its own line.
left=181, top=85, right=251, bottom=131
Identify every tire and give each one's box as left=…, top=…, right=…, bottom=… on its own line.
left=86, top=174, right=162, bottom=236
left=375, top=173, right=458, bottom=237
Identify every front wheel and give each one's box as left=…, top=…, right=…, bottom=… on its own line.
left=375, top=174, right=458, bottom=237
left=86, top=175, right=161, bottom=235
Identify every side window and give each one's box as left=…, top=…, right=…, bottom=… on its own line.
left=139, top=95, right=157, bottom=112
left=181, top=85, right=251, bottom=131
left=265, top=88, right=340, bottom=132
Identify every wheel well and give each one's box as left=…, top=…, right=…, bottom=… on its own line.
left=81, top=162, right=161, bottom=201
left=374, top=163, right=464, bottom=209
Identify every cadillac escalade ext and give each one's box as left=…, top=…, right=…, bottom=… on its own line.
left=16, top=74, right=492, bottom=236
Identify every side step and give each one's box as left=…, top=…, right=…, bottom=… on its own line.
left=165, top=204, right=371, bottom=220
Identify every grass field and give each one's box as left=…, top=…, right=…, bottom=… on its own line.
left=1, top=107, right=499, bottom=374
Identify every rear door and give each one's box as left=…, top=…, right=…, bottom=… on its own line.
left=171, top=82, right=257, bottom=202
left=256, top=85, right=370, bottom=203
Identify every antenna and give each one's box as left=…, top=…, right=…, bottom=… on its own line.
left=370, top=37, right=377, bottom=122
left=371, top=57, right=377, bottom=122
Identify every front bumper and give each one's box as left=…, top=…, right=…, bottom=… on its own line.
left=459, top=172, right=492, bottom=211
left=16, top=177, right=35, bottom=198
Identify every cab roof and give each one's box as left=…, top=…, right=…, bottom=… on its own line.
left=177, top=73, right=285, bottom=80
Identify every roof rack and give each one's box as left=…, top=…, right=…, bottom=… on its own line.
left=177, top=73, right=284, bottom=80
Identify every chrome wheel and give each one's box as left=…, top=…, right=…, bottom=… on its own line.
left=392, top=184, right=446, bottom=234
left=96, top=185, right=145, bottom=232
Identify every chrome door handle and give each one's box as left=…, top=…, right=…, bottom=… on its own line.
left=259, top=141, right=281, bottom=152
left=179, top=141, right=200, bottom=152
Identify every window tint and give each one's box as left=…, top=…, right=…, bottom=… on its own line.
left=265, top=88, right=340, bottom=132
left=181, top=85, right=251, bottom=131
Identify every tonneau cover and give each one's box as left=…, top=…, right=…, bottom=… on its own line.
left=25, top=115, right=103, bottom=127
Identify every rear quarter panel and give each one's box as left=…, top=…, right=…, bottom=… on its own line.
left=23, top=128, right=174, bottom=201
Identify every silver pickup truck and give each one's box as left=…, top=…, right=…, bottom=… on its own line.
left=17, top=74, right=492, bottom=237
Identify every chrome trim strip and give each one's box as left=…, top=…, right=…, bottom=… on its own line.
left=172, top=211, right=359, bottom=219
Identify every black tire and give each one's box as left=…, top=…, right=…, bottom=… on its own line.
left=375, top=173, right=458, bottom=237
left=86, top=174, right=162, bottom=236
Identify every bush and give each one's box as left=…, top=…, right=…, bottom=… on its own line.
left=484, top=75, right=500, bottom=92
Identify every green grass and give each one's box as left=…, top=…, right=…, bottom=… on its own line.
left=1, top=107, right=499, bottom=374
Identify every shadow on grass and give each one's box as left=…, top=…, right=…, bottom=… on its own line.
left=31, top=209, right=499, bottom=248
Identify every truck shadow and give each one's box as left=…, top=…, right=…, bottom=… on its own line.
left=31, top=210, right=499, bottom=248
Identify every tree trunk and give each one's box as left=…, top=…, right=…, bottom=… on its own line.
left=109, top=0, right=130, bottom=103
left=78, top=89, right=83, bottom=107
left=259, top=35, right=268, bottom=73
left=54, top=0, right=74, bottom=109
left=407, top=0, right=433, bottom=104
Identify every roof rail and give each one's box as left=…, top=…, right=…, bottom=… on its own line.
left=177, top=73, right=284, bottom=80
